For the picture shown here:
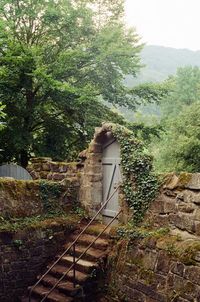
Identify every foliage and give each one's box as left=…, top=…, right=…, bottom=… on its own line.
left=160, top=66, right=200, bottom=116
left=0, top=213, right=78, bottom=232
left=130, top=82, right=170, bottom=105
left=152, top=102, right=200, bottom=172
left=117, top=225, right=169, bottom=241
left=39, top=181, right=64, bottom=215
left=128, top=123, right=163, bottom=145
left=0, top=0, right=143, bottom=166
left=111, top=124, right=159, bottom=224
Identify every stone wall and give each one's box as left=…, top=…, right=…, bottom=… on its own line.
left=107, top=173, right=200, bottom=302
left=0, top=177, right=79, bottom=218
left=27, top=157, right=79, bottom=182
left=0, top=221, right=77, bottom=302
left=147, top=173, right=200, bottom=236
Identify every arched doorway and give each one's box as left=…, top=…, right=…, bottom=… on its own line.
left=79, top=123, right=122, bottom=219
left=101, top=134, right=122, bottom=219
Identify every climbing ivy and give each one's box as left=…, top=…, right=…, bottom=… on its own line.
left=39, top=181, right=64, bottom=215
left=111, top=124, right=159, bottom=224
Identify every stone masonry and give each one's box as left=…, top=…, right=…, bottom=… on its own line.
left=107, top=173, right=200, bottom=302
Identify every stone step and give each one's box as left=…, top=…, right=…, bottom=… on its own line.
left=68, top=245, right=107, bottom=262
left=84, top=224, right=111, bottom=239
left=21, top=297, right=39, bottom=302
left=41, top=274, right=81, bottom=296
left=31, top=284, right=73, bottom=302
left=68, top=234, right=108, bottom=250
left=49, top=264, right=88, bottom=284
left=60, top=256, right=96, bottom=274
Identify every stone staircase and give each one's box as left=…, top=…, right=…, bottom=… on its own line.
left=21, top=224, right=110, bottom=302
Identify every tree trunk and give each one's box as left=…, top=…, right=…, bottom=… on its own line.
left=20, top=149, right=29, bottom=168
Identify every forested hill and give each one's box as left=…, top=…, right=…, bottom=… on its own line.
left=127, top=45, right=200, bottom=85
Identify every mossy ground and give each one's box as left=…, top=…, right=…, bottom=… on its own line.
left=0, top=213, right=81, bottom=232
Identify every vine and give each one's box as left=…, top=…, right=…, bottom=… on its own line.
left=111, top=123, right=159, bottom=225
left=39, top=181, right=64, bottom=215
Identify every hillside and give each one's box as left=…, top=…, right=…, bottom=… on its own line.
left=126, top=45, right=200, bottom=86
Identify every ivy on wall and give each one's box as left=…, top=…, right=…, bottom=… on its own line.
left=39, top=181, right=64, bottom=215
left=111, top=124, right=159, bottom=224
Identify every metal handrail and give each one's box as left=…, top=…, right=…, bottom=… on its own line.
left=29, top=184, right=121, bottom=302
left=40, top=210, right=122, bottom=302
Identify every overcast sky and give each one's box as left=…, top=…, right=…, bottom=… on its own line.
left=125, top=0, right=200, bottom=51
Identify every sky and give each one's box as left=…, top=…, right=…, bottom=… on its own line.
left=125, top=0, right=200, bottom=51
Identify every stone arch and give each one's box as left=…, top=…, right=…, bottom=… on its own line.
left=79, top=123, right=121, bottom=216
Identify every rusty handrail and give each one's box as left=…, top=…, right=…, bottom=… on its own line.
left=40, top=210, right=122, bottom=302
left=29, top=184, right=121, bottom=302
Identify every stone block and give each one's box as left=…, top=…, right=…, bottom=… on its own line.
left=39, top=171, right=49, bottom=179
left=193, top=251, right=200, bottom=262
left=133, top=282, right=166, bottom=302
left=29, top=170, right=39, bottom=180
left=149, top=198, right=165, bottom=214
left=142, top=250, right=157, bottom=270
left=52, top=173, right=65, bottom=181
left=31, top=157, right=52, bottom=163
left=153, top=273, right=167, bottom=292
left=164, top=174, right=179, bottom=190
left=182, top=190, right=200, bottom=204
left=193, top=209, right=200, bottom=221
left=151, top=214, right=170, bottom=227
left=91, top=183, right=103, bottom=205
left=166, top=273, right=184, bottom=292
left=184, top=266, right=200, bottom=285
left=127, top=288, right=146, bottom=302
left=194, top=221, right=200, bottom=236
left=32, top=163, right=42, bottom=172
left=88, top=142, right=102, bottom=153
left=170, top=261, right=185, bottom=277
left=169, top=213, right=195, bottom=233
left=85, top=164, right=102, bottom=174
left=155, top=251, right=171, bottom=275
left=88, top=173, right=102, bottom=182
left=50, top=162, right=60, bottom=172
left=185, top=173, right=200, bottom=190
left=41, top=163, right=51, bottom=171
left=163, top=199, right=176, bottom=214
left=177, top=202, right=195, bottom=214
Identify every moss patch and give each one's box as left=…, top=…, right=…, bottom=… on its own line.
left=0, top=213, right=80, bottom=232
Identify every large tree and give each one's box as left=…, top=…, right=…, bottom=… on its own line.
left=160, top=66, right=200, bottom=116
left=0, top=0, right=143, bottom=166
left=152, top=102, right=200, bottom=172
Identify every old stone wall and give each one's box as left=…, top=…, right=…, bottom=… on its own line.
left=0, top=221, right=77, bottom=302
left=27, top=157, right=79, bottom=182
left=0, top=177, right=79, bottom=218
left=107, top=173, right=200, bottom=302
left=147, top=173, right=200, bottom=236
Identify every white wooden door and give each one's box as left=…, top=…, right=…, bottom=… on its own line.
left=102, top=138, right=122, bottom=218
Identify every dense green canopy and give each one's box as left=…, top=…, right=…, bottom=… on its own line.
left=0, top=0, right=145, bottom=166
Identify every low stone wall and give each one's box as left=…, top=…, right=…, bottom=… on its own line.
left=0, top=220, right=77, bottom=302
left=106, top=173, right=200, bottom=302
left=27, top=157, right=79, bottom=181
left=0, top=177, right=79, bottom=218
left=147, top=172, right=200, bottom=236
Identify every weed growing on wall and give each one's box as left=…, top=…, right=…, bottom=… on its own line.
left=39, top=181, right=64, bottom=215
left=112, top=124, right=159, bottom=224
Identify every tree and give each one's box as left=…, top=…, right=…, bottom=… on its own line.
left=0, top=0, right=143, bottom=167
left=160, top=66, right=200, bottom=116
left=151, top=102, right=200, bottom=172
